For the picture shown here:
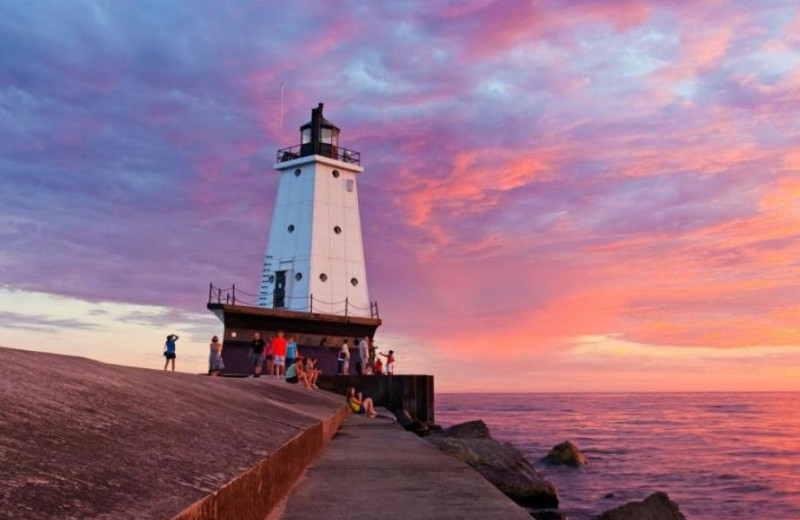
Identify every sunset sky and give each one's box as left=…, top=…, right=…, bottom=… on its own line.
left=1, top=1, right=799, bottom=391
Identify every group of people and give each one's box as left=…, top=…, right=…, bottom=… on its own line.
left=337, top=336, right=395, bottom=376
left=163, top=333, right=227, bottom=376
left=249, top=330, right=320, bottom=388
left=162, top=331, right=396, bottom=383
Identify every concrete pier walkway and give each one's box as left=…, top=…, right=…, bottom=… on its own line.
left=273, top=415, right=531, bottom=520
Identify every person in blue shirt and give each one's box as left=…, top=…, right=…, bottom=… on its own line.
left=163, top=334, right=179, bottom=371
left=285, top=336, right=299, bottom=370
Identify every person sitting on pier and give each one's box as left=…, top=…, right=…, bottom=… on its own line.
left=305, top=357, right=322, bottom=379
left=373, top=356, right=383, bottom=375
left=286, top=358, right=318, bottom=389
left=347, top=387, right=377, bottom=418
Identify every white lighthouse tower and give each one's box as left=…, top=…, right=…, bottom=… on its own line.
left=257, top=103, right=373, bottom=317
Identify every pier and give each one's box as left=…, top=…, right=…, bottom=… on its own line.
left=0, top=347, right=527, bottom=519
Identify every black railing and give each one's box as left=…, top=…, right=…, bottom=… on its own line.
left=208, top=283, right=379, bottom=319
left=276, top=144, right=361, bottom=165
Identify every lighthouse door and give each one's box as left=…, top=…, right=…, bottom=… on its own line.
left=273, top=271, right=287, bottom=308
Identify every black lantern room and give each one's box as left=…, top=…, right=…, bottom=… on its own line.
left=300, top=103, right=339, bottom=158
left=277, top=103, right=361, bottom=165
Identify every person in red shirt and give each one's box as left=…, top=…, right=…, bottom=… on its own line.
left=271, top=330, right=288, bottom=376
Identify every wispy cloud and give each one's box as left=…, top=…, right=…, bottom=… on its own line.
left=1, top=1, right=799, bottom=389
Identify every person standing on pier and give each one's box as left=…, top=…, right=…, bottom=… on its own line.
left=338, top=340, right=350, bottom=375
left=251, top=333, right=266, bottom=378
left=357, top=336, right=368, bottom=375
left=285, top=335, right=298, bottom=371
left=368, top=339, right=376, bottom=372
left=271, top=330, right=287, bottom=377
left=163, top=334, right=179, bottom=371
left=209, top=336, right=224, bottom=376
left=379, top=350, right=395, bottom=375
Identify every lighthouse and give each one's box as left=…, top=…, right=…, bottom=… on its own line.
left=207, top=103, right=382, bottom=377
left=257, top=104, right=373, bottom=317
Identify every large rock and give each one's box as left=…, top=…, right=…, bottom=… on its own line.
left=393, top=409, right=431, bottom=436
left=592, top=492, right=687, bottom=520
left=435, top=419, right=492, bottom=439
left=540, top=440, right=588, bottom=467
left=429, top=421, right=559, bottom=508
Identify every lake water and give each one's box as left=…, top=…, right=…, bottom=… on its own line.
left=436, top=393, right=800, bottom=519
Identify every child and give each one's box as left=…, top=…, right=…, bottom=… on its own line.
left=163, top=334, right=179, bottom=371
left=373, top=356, right=383, bottom=375
left=379, top=350, right=395, bottom=375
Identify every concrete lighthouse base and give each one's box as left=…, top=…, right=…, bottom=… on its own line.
left=207, top=303, right=381, bottom=376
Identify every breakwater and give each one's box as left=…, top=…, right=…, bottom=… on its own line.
left=0, top=347, right=348, bottom=520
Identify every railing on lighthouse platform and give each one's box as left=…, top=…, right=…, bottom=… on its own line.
left=207, top=283, right=380, bottom=319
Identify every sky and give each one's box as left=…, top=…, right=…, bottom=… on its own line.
left=1, top=0, right=799, bottom=392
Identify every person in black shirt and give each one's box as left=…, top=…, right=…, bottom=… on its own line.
left=251, top=332, right=266, bottom=378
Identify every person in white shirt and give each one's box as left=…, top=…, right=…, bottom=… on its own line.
left=338, top=340, right=351, bottom=375
left=357, top=336, right=369, bottom=375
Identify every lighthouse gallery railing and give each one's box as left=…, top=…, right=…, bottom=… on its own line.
left=207, top=283, right=379, bottom=319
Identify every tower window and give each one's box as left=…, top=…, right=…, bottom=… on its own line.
left=334, top=226, right=342, bottom=234
left=287, top=224, right=295, bottom=233
left=294, top=168, right=301, bottom=177
left=332, top=170, right=340, bottom=179
left=319, top=273, right=328, bottom=282
left=295, top=272, right=303, bottom=281
left=346, top=179, right=354, bottom=192
left=350, top=277, right=359, bottom=286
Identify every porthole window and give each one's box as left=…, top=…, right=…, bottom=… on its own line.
left=332, top=169, right=340, bottom=179
left=319, top=273, right=328, bottom=282
left=294, top=168, right=301, bottom=177
left=295, top=272, right=303, bottom=281
left=350, top=277, right=359, bottom=286
left=333, top=226, right=342, bottom=234
left=287, top=224, right=295, bottom=233
left=268, top=275, right=275, bottom=283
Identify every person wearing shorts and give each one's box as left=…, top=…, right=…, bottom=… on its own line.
left=163, top=334, right=178, bottom=371
left=346, top=387, right=377, bottom=418
left=285, top=358, right=316, bottom=389
left=271, top=330, right=287, bottom=376
left=251, top=332, right=266, bottom=378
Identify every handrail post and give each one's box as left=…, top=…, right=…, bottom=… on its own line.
left=208, top=283, right=213, bottom=304
left=375, top=301, right=379, bottom=319
left=309, top=294, right=313, bottom=314
left=217, top=288, right=221, bottom=304
left=345, top=298, right=349, bottom=317
left=232, top=284, right=236, bottom=305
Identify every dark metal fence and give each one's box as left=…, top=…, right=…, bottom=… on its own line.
left=208, top=282, right=379, bottom=319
